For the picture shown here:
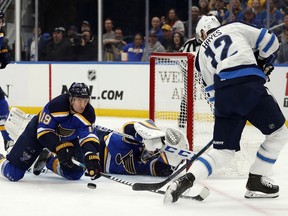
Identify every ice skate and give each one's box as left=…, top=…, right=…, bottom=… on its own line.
left=33, top=148, right=51, bottom=175
left=164, top=172, right=195, bottom=203
left=245, top=173, right=279, bottom=198
left=4, top=140, right=14, bottom=153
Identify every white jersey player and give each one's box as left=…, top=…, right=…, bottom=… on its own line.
left=164, top=16, right=288, bottom=203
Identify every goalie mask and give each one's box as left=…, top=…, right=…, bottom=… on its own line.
left=68, top=82, right=90, bottom=98
left=196, top=15, right=220, bottom=43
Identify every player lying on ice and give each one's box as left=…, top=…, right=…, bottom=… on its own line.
left=0, top=106, right=189, bottom=180
left=163, top=15, right=288, bottom=203
left=31, top=119, right=188, bottom=178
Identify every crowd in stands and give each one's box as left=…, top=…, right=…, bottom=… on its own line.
left=25, top=0, right=288, bottom=63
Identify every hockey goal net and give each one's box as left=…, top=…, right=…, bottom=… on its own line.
left=149, top=52, right=262, bottom=178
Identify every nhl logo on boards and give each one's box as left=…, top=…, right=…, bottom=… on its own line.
left=88, top=70, right=96, bottom=81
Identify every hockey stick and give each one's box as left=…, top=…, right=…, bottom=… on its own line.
left=131, top=140, right=213, bottom=191
left=71, top=159, right=209, bottom=201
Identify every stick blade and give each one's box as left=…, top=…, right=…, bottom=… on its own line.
left=132, top=181, right=166, bottom=191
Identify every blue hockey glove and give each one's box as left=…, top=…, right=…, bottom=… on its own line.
left=84, top=152, right=102, bottom=180
left=55, top=142, right=75, bottom=168
left=0, top=47, right=11, bottom=69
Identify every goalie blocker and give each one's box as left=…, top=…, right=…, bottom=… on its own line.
left=5, top=107, right=34, bottom=142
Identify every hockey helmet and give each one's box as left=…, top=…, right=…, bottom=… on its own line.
left=68, top=82, right=90, bottom=98
left=196, top=15, right=220, bottom=42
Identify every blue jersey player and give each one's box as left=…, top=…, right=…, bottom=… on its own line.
left=0, top=10, right=13, bottom=153
left=95, top=121, right=176, bottom=176
left=33, top=120, right=181, bottom=177
left=165, top=16, right=288, bottom=203
left=0, top=82, right=101, bottom=181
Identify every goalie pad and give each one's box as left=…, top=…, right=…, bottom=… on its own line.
left=134, top=119, right=165, bottom=151
left=4, top=107, right=34, bottom=141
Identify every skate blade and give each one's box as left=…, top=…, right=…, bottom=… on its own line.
left=244, top=190, right=279, bottom=198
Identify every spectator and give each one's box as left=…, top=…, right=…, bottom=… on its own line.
left=103, top=18, right=115, bottom=61
left=165, top=8, right=185, bottom=36
left=168, top=31, right=185, bottom=52
left=276, top=28, right=288, bottom=63
left=184, top=6, right=201, bottom=38
left=111, top=28, right=127, bottom=61
left=209, top=0, right=227, bottom=23
left=241, top=7, right=263, bottom=28
left=149, top=16, right=163, bottom=43
left=66, top=25, right=79, bottom=46
left=81, top=21, right=91, bottom=33
left=223, top=0, right=244, bottom=24
left=27, top=27, right=49, bottom=61
left=122, top=33, right=144, bottom=61
left=161, top=24, right=173, bottom=51
left=41, top=27, right=74, bottom=61
left=260, top=0, right=283, bottom=37
left=247, top=0, right=266, bottom=8
left=251, top=0, right=265, bottom=21
left=141, top=32, right=165, bottom=61
left=280, top=15, right=288, bottom=43
left=198, top=0, right=210, bottom=16
left=77, top=30, right=98, bottom=61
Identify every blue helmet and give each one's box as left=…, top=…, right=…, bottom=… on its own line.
left=68, top=82, right=90, bottom=98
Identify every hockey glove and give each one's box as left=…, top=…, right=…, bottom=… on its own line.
left=55, top=142, right=75, bottom=168
left=0, top=47, right=11, bottom=69
left=84, top=152, right=102, bottom=180
left=256, top=53, right=276, bottom=82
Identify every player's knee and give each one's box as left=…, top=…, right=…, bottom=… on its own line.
left=204, top=149, right=235, bottom=172
left=262, top=125, right=288, bottom=152
left=1, top=160, right=26, bottom=181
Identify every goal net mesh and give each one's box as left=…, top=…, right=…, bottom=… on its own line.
left=149, top=53, right=262, bottom=178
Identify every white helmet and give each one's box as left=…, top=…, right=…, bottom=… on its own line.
left=196, top=15, right=221, bottom=42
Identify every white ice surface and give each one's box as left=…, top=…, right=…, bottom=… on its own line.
left=0, top=116, right=288, bottom=216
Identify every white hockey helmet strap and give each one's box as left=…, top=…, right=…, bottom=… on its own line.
left=196, top=15, right=220, bottom=42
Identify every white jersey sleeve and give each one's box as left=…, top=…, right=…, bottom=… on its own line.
left=195, top=22, right=279, bottom=99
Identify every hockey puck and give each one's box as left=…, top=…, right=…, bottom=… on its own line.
left=87, top=183, right=97, bottom=189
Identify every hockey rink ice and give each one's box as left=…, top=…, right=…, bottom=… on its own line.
left=0, top=116, right=288, bottom=216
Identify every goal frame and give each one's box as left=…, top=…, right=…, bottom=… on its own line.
left=149, top=52, right=195, bottom=150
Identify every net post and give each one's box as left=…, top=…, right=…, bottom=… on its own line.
left=186, top=53, right=194, bottom=150
left=149, top=56, right=156, bottom=121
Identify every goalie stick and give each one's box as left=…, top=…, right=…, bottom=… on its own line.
left=132, top=140, right=213, bottom=191
left=71, top=159, right=209, bottom=201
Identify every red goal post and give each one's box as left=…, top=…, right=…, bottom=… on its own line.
left=149, top=52, right=196, bottom=150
